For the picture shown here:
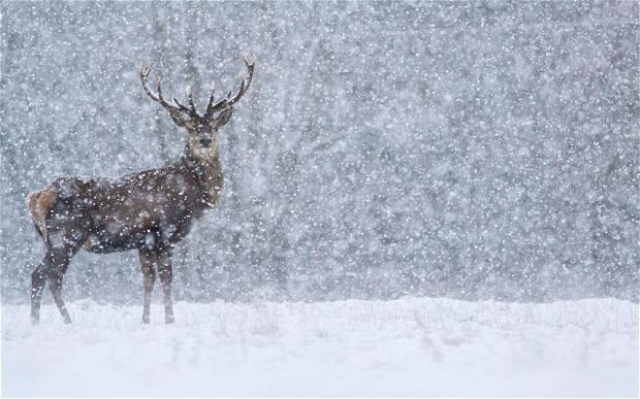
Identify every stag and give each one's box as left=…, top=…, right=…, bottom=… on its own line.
left=27, top=59, right=254, bottom=325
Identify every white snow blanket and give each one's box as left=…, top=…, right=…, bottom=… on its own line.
left=2, top=297, right=638, bottom=397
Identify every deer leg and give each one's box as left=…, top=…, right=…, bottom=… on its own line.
left=157, top=250, right=174, bottom=324
left=30, top=264, right=47, bottom=325
left=138, top=249, right=157, bottom=324
left=31, top=248, right=73, bottom=325
left=47, top=259, right=72, bottom=324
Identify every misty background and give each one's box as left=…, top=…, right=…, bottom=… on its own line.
left=1, top=1, right=638, bottom=305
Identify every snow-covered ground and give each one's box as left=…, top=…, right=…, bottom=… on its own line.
left=2, top=297, right=638, bottom=397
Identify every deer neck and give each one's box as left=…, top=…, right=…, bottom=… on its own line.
left=183, top=145, right=224, bottom=207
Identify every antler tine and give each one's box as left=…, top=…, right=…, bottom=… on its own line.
left=206, top=99, right=228, bottom=118
left=205, top=84, right=228, bottom=118
left=187, top=86, right=198, bottom=116
left=227, top=57, right=255, bottom=107
left=155, top=77, right=170, bottom=107
left=173, top=98, right=191, bottom=113
left=205, top=58, right=255, bottom=118
left=205, top=81, right=217, bottom=113
left=140, top=66, right=161, bottom=103
left=173, top=85, right=198, bottom=117
left=140, top=66, right=184, bottom=114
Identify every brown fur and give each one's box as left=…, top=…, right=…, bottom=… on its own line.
left=28, top=60, right=254, bottom=326
left=26, top=187, right=58, bottom=239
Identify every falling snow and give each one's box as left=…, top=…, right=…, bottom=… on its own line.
left=1, top=1, right=638, bottom=397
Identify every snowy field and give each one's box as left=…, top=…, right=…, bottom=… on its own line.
left=2, top=297, right=638, bottom=397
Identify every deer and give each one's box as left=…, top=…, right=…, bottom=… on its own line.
left=26, top=58, right=254, bottom=325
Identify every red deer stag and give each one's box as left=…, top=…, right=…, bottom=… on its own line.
left=27, top=58, right=254, bottom=325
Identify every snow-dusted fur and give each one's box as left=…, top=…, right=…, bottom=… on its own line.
left=26, top=187, right=58, bottom=240
left=27, top=61, right=254, bottom=326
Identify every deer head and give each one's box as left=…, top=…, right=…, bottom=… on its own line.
left=140, top=58, right=254, bottom=160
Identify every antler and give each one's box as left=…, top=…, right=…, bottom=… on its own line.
left=139, top=66, right=187, bottom=116
left=141, top=58, right=255, bottom=124
left=171, top=86, right=199, bottom=117
left=205, top=57, right=255, bottom=119
left=228, top=58, right=255, bottom=106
